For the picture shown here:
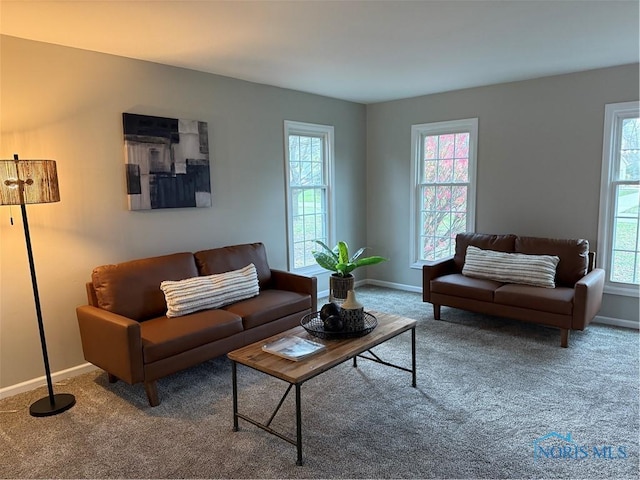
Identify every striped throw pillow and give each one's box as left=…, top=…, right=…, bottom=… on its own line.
left=462, top=246, right=560, bottom=288
left=160, top=263, right=259, bottom=318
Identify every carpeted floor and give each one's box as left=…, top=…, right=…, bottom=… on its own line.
left=0, top=286, right=638, bottom=479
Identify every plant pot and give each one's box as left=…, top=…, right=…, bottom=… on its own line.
left=329, top=274, right=354, bottom=304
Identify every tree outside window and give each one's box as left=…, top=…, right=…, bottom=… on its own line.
left=411, top=119, right=478, bottom=265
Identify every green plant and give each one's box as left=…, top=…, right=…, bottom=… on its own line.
left=311, top=240, right=388, bottom=277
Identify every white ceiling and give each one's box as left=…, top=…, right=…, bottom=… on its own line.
left=1, top=0, right=638, bottom=104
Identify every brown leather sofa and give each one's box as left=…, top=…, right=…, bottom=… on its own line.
left=422, top=233, right=605, bottom=347
left=76, top=242, right=317, bottom=406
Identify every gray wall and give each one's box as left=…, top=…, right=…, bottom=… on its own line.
left=366, top=64, right=640, bottom=323
left=0, top=36, right=366, bottom=388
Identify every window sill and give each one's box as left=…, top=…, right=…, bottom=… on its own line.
left=290, top=265, right=327, bottom=277
left=410, top=256, right=454, bottom=269
left=604, top=283, right=640, bottom=298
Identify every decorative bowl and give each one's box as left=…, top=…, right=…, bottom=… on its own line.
left=301, top=311, right=377, bottom=340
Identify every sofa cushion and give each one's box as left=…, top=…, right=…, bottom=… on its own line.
left=430, top=273, right=502, bottom=302
left=160, top=264, right=259, bottom=317
left=195, top=243, right=272, bottom=289
left=140, top=309, right=244, bottom=363
left=454, top=233, right=517, bottom=271
left=223, top=289, right=312, bottom=330
left=494, top=284, right=574, bottom=315
left=462, top=246, right=560, bottom=288
left=515, top=236, right=589, bottom=287
left=92, top=253, right=199, bottom=321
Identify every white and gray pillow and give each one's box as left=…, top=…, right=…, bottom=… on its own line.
left=161, top=263, right=259, bottom=317
left=462, top=245, right=559, bottom=288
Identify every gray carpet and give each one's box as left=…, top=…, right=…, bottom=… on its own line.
left=1, top=286, right=638, bottom=479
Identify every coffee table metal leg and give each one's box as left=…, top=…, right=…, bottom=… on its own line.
left=295, top=383, right=303, bottom=466
left=411, top=327, right=416, bottom=387
left=232, top=361, right=239, bottom=431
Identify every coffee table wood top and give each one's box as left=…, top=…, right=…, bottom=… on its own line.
left=227, top=311, right=416, bottom=384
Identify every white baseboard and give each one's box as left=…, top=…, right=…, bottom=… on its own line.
left=365, top=278, right=423, bottom=293
left=592, top=315, right=640, bottom=330
left=0, top=363, right=98, bottom=400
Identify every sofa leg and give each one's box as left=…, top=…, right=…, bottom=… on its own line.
left=560, top=329, right=569, bottom=348
left=107, top=373, right=118, bottom=383
left=144, top=381, right=160, bottom=407
left=433, top=304, right=441, bottom=320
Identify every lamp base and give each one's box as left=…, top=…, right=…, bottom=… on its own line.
left=29, top=393, right=76, bottom=417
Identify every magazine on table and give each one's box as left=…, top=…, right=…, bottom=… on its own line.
left=262, top=336, right=326, bottom=361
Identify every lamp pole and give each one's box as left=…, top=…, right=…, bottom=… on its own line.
left=9, top=154, right=75, bottom=416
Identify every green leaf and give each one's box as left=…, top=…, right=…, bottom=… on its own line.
left=337, top=241, right=349, bottom=264
left=313, top=240, right=338, bottom=262
left=335, top=262, right=349, bottom=276
left=312, top=251, right=338, bottom=272
left=353, top=256, right=388, bottom=268
left=343, top=262, right=357, bottom=275
left=350, top=247, right=366, bottom=262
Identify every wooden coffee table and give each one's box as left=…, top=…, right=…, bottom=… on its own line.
left=227, top=311, right=417, bottom=465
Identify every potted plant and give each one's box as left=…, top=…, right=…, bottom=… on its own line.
left=311, top=240, right=388, bottom=303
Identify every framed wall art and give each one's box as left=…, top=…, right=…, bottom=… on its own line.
left=123, top=113, right=211, bottom=210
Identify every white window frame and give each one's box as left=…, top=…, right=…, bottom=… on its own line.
left=284, top=120, right=335, bottom=274
left=597, top=101, right=640, bottom=297
left=410, top=118, right=478, bottom=268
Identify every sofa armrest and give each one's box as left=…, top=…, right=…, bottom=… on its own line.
left=76, top=305, right=144, bottom=384
left=269, top=269, right=318, bottom=312
left=572, top=268, right=605, bottom=330
left=422, top=257, right=457, bottom=302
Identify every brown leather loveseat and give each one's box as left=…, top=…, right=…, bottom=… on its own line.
left=422, top=233, right=605, bottom=347
left=76, top=242, right=316, bottom=406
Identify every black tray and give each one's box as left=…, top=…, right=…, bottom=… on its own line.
left=301, top=311, right=377, bottom=340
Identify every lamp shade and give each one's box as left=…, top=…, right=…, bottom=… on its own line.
left=0, top=159, right=60, bottom=205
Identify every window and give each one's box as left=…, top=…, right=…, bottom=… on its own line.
left=410, top=118, right=478, bottom=266
left=284, top=121, right=334, bottom=272
left=598, top=101, right=640, bottom=296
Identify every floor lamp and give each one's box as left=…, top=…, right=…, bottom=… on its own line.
left=0, top=154, right=75, bottom=417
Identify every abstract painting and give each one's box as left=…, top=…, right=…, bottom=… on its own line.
left=123, top=113, right=211, bottom=210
